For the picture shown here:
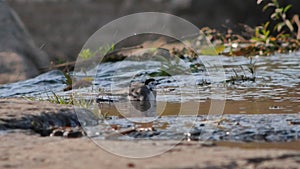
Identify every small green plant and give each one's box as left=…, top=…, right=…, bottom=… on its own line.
left=78, top=44, right=116, bottom=74
left=74, top=98, right=94, bottom=109
left=247, top=57, right=256, bottom=78
left=226, top=58, right=256, bottom=84
left=257, top=0, right=299, bottom=37
left=252, top=22, right=273, bottom=44
left=98, top=43, right=115, bottom=56
left=79, top=44, right=115, bottom=60
left=244, top=0, right=300, bottom=55
left=79, top=49, right=94, bottom=60
left=98, top=110, right=110, bottom=120
left=22, top=96, right=44, bottom=102
left=47, top=91, right=74, bottom=105
left=261, top=0, right=293, bottom=33
left=63, top=72, right=72, bottom=86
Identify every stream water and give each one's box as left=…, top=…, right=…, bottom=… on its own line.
left=0, top=52, right=299, bottom=142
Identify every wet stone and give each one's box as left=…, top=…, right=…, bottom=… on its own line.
left=50, top=127, right=86, bottom=138
left=92, top=114, right=300, bottom=142
left=64, top=130, right=85, bottom=138
left=127, top=130, right=161, bottom=138
left=288, top=119, right=300, bottom=125
left=50, top=129, right=64, bottom=137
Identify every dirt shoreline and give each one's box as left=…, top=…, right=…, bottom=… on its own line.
left=0, top=132, right=299, bottom=169
left=0, top=98, right=299, bottom=169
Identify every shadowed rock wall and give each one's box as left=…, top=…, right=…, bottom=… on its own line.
left=0, top=1, right=49, bottom=84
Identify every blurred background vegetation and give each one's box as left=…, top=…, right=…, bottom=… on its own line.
left=7, top=0, right=300, bottom=63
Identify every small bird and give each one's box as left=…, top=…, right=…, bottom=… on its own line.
left=128, top=78, right=157, bottom=101
left=127, top=78, right=158, bottom=113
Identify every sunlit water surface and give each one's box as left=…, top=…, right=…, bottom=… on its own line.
left=1, top=53, right=299, bottom=142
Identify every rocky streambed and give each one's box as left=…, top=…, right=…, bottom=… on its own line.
left=0, top=98, right=300, bottom=169
left=1, top=98, right=299, bottom=143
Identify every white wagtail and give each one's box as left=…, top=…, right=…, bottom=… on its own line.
left=97, top=79, right=158, bottom=121
left=128, top=79, right=157, bottom=113
left=128, top=78, right=157, bottom=101
left=125, top=78, right=158, bottom=119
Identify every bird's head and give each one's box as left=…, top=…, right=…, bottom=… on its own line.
left=145, top=78, right=158, bottom=90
